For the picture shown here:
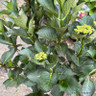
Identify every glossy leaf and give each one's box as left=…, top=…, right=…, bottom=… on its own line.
left=0, top=39, right=12, bottom=45
left=63, top=0, right=77, bottom=18
left=59, top=80, right=68, bottom=92
left=6, top=28, right=28, bottom=38
left=37, top=27, right=58, bottom=41
left=82, top=80, right=95, bottom=96
left=0, top=20, right=4, bottom=32
left=52, top=85, right=64, bottom=96
left=28, top=17, right=34, bottom=36
left=39, top=71, right=57, bottom=91
left=66, top=77, right=81, bottom=94
left=14, top=13, right=28, bottom=29
left=12, top=0, right=18, bottom=12
left=27, top=69, right=44, bottom=83
left=38, top=0, right=57, bottom=15
left=0, top=9, right=11, bottom=14
left=1, top=47, right=16, bottom=64
left=80, top=16, right=93, bottom=26
left=35, top=40, right=47, bottom=52
left=4, top=79, right=17, bottom=88
left=19, top=48, right=33, bottom=60
left=55, top=65, right=75, bottom=80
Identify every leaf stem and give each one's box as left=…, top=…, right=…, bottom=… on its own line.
left=78, top=38, right=84, bottom=57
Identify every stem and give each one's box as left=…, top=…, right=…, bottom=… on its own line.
left=58, top=6, right=63, bottom=43
left=60, top=7, right=63, bottom=28
left=89, top=69, right=96, bottom=76
left=78, top=38, right=84, bottom=57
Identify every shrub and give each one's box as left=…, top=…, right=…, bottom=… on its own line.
left=0, top=0, right=96, bottom=96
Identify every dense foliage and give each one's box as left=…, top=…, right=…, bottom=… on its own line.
left=0, top=0, right=96, bottom=96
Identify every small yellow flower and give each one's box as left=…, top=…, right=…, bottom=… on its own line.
left=74, top=24, right=93, bottom=35
left=35, top=52, right=47, bottom=61
left=94, top=21, right=96, bottom=26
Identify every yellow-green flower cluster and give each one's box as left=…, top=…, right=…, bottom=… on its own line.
left=35, top=52, right=47, bottom=61
left=74, top=24, right=93, bottom=34
left=94, top=21, right=96, bottom=26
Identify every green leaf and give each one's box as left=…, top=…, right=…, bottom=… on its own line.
left=14, top=13, right=28, bottom=29
left=12, top=0, right=18, bottom=12
left=39, top=71, right=57, bottom=91
left=74, top=42, right=81, bottom=54
left=80, top=16, right=93, bottom=26
left=70, top=54, right=79, bottom=66
left=31, top=58, right=46, bottom=66
left=59, top=80, right=68, bottom=92
left=54, top=24, right=69, bottom=33
left=27, top=69, right=44, bottom=83
left=24, top=62, right=36, bottom=73
left=55, top=44, right=79, bottom=65
left=37, top=27, right=58, bottom=41
left=55, top=43, right=68, bottom=55
left=19, top=55, right=28, bottom=63
left=6, top=28, right=28, bottom=38
left=59, top=43, right=79, bottom=66
left=84, top=0, right=90, bottom=2
left=87, top=2, right=96, bottom=9
left=90, top=0, right=96, bottom=1
left=4, top=75, right=25, bottom=88
left=20, top=37, right=33, bottom=44
left=19, top=48, right=33, bottom=60
left=4, top=79, right=17, bottom=88
left=87, top=49, right=96, bottom=59
left=52, top=85, right=64, bottom=96
left=82, top=80, right=95, bottom=96
left=71, top=33, right=86, bottom=39
left=12, top=55, right=19, bottom=66
left=7, top=60, right=13, bottom=67
left=66, top=77, right=81, bottom=94
left=8, top=70, right=13, bottom=78
left=71, top=91, right=81, bottom=96
left=35, top=40, right=47, bottom=52
left=26, top=91, right=49, bottom=96
left=91, top=13, right=96, bottom=21
left=28, top=17, right=34, bottom=36
left=75, top=57, right=95, bottom=75
left=47, top=55, right=58, bottom=65
left=55, top=65, right=75, bottom=80
left=0, top=39, right=12, bottom=45
left=0, top=9, right=11, bottom=14
left=9, top=35, right=17, bottom=44
left=63, top=0, right=77, bottom=18
left=1, top=47, right=16, bottom=64
left=8, top=68, right=22, bottom=79
left=86, top=32, right=96, bottom=43
left=24, top=79, right=35, bottom=87
left=1, top=19, right=13, bottom=28
left=38, top=0, right=57, bottom=15
left=0, top=20, right=4, bottom=32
